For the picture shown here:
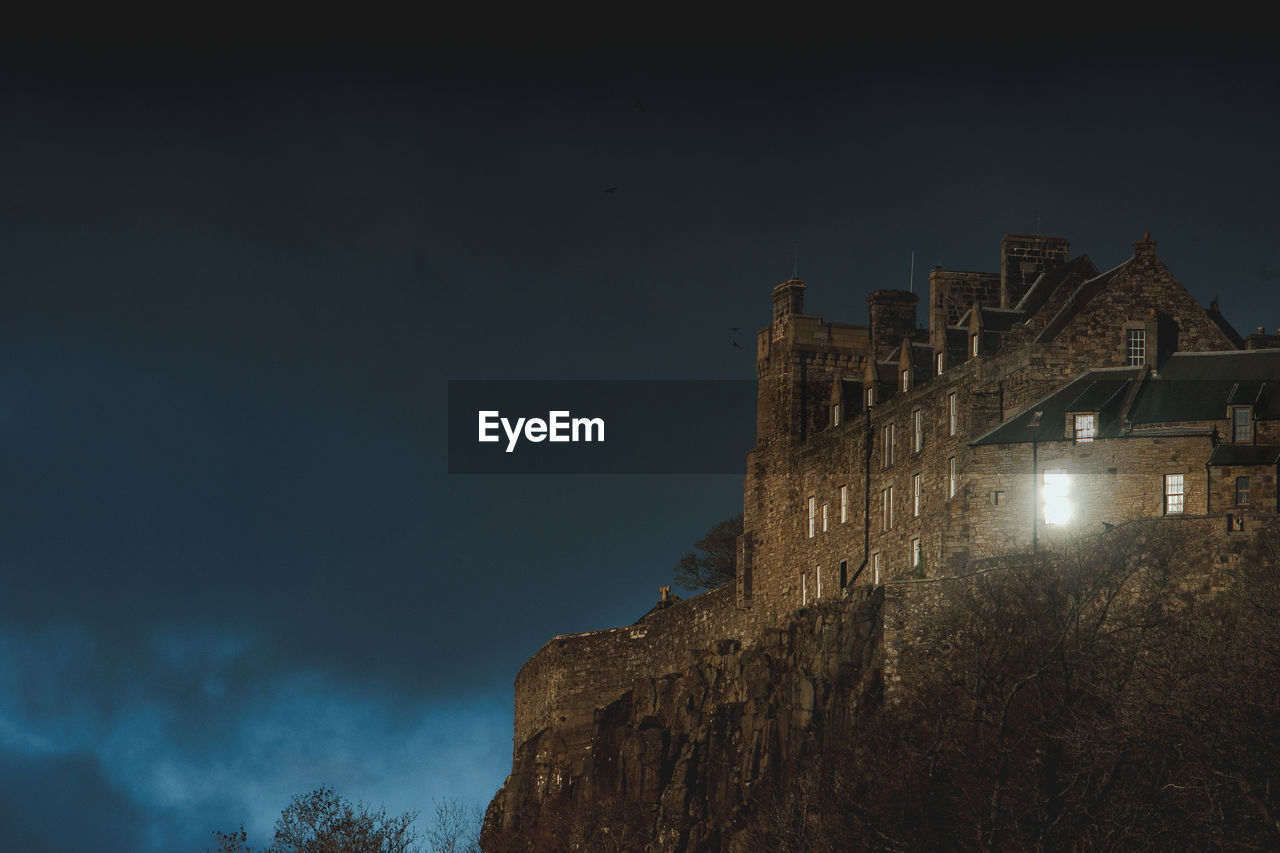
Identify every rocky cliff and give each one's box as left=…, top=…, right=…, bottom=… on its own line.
left=482, top=587, right=884, bottom=853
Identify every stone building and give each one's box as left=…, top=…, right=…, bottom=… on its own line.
left=489, top=234, right=1280, bottom=833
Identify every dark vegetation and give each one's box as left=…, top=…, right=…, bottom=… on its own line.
left=673, top=514, right=741, bottom=591
left=737, top=527, right=1280, bottom=851
left=210, top=786, right=481, bottom=853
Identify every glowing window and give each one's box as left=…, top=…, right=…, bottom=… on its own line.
left=1164, top=474, right=1184, bottom=515
left=822, top=503, right=828, bottom=532
left=936, top=352, right=944, bottom=375
left=948, top=393, right=957, bottom=436
left=1073, top=413, right=1096, bottom=444
left=866, top=386, right=875, bottom=408
left=912, top=472, right=922, bottom=517
left=872, top=552, right=881, bottom=585
left=910, top=537, right=922, bottom=569
left=1043, top=468, right=1072, bottom=525
left=808, top=496, right=816, bottom=538
left=913, top=409, right=923, bottom=453
left=833, top=404, right=840, bottom=427
left=948, top=456, right=957, bottom=498
left=902, top=369, right=910, bottom=392
left=840, top=485, right=848, bottom=523
left=971, top=335, right=980, bottom=357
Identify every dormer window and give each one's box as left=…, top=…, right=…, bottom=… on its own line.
left=1073, top=413, right=1097, bottom=444
left=902, top=369, right=910, bottom=392
left=1232, top=406, right=1253, bottom=443
left=1126, top=328, right=1146, bottom=366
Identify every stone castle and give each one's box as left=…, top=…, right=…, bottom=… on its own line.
left=486, top=233, right=1280, bottom=843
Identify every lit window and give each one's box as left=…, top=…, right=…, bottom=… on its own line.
left=1073, top=413, right=1096, bottom=444
left=833, top=404, right=840, bottom=427
left=808, top=496, right=816, bottom=538
left=936, top=352, right=944, bottom=375
left=801, top=572, right=808, bottom=606
left=948, top=456, right=957, bottom=498
left=816, top=565, right=823, bottom=599
left=883, top=423, right=895, bottom=467
left=1236, top=476, right=1250, bottom=506
left=1043, top=468, right=1071, bottom=525
left=902, top=369, right=910, bottom=392
left=913, top=472, right=921, bottom=517
left=1164, top=474, right=1184, bottom=515
left=910, top=537, right=922, bottom=570
left=1126, top=328, right=1146, bottom=366
left=822, top=503, right=828, bottom=532
left=948, top=393, right=957, bottom=436
left=840, top=485, right=848, bottom=523
left=1232, top=407, right=1253, bottom=443
left=873, top=552, right=881, bottom=585
left=971, top=335, right=980, bottom=357
left=866, top=386, right=875, bottom=408
left=912, top=409, right=923, bottom=453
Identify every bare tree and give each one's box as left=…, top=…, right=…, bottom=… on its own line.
left=424, top=798, right=482, bottom=853
left=674, top=514, right=742, bottom=590
left=209, top=787, right=420, bottom=853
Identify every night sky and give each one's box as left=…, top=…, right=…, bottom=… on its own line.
left=2, top=36, right=1279, bottom=851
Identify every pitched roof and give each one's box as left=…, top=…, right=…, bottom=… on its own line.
left=1207, top=445, right=1280, bottom=466
left=971, top=350, right=1280, bottom=446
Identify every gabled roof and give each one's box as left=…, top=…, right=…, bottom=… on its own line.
left=971, top=350, right=1280, bottom=446
left=1015, top=254, right=1099, bottom=319
left=1033, top=260, right=1128, bottom=343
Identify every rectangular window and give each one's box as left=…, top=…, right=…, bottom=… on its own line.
left=882, top=487, right=894, bottom=530
left=1236, top=476, right=1250, bottom=506
left=883, top=423, right=895, bottom=467
left=808, top=496, right=816, bottom=538
left=902, top=369, right=910, bottom=392
left=840, top=485, right=848, bottom=523
left=839, top=559, right=848, bottom=588
left=822, top=503, right=828, bottom=532
left=936, top=352, right=944, bottom=375
left=866, top=386, right=875, bottom=408
left=872, top=552, right=881, bottom=585
left=948, top=456, right=957, bottom=498
left=1126, top=328, right=1146, bottom=366
left=1073, top=413, right=1096, bottom=444
left=801, top=572, right=808, bottom=606
left=971, top=334, right=980, bottom=357
left=1232, top=407, right=1252, bottom=443
left=816, top=565, right=822, bottom=599
left=913, top=472, right=922, bottom=517
left=949, top=393, right=957, bottom=436
left=910, top=537, right=921, bottom=570
left=832, top=404, right=840, bottom=427
left=1044, top=468, right=1071, bottom=525
left=1164, top=473, right=1184, bottom=515
left=912, top=409, right=923, bottom=453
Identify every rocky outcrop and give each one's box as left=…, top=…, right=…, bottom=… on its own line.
left=482, top=587, right=884, bottom=852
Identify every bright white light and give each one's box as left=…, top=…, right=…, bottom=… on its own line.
left=1043, top=469, right=1072, bottom=526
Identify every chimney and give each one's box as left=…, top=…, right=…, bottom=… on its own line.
left=1000, top=234, right=1069, bottom=308
left=867, top=290, right=918, bottom=357
left=1133, top=232, right=1157, bottom=261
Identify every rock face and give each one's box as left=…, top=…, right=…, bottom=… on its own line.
left=482, top=587, right=884, bottom=852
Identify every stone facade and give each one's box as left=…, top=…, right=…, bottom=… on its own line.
left=489, top=234, right=1280, bottom=848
